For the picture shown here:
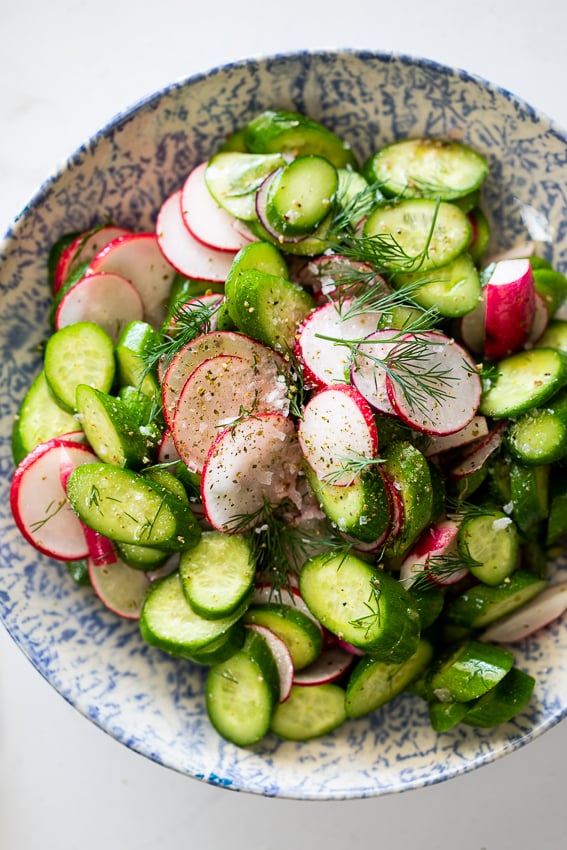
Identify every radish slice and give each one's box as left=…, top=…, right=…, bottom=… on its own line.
left=336, top=639, right=366, bottom=657
left=386, top=331, right=481, bottom=436
left=172, top=353, right=289, bottom=473
left=10, top=439, right=98, bottom=561
left=484, top=257, right=535, bottom=360
left=54, top=272, right=144, bottom=342
left=449, top=421, right=506, bottom=479
left=400, top=519, right=467, bottom=587
left=166, top=293, right=224, bottom=336
left=294, top=254, right=384, bottom=303
left=255, top=171, right=309, bottom=244
left=88, top=556, right=149, bottom=620
left=156, top=190, right=236, bottom=282
left=53, top=225, right=130, bottom=293
left=298, top=385, right=378, bottom=486
left=528, top=291, right=550, bottom=344
left=161, top=330, right=286, bottom=427
left=423, top=415, right=489, bottom=457
left=245, top=624, right=294, bottom=702
left=480, top=581, right=567, bottom=643
left=201, top=413, right=302, bottom=533
left=459, top=292, right=486, bottom=355
left=87, top=232, right=176, bottom=328
left=181, top=162, right=251, bottom=252
left=295, top=298, right=383, bottom=389
left=350, top=329, right=404, bottom=416
left=293, top=645, right=353, bottom=686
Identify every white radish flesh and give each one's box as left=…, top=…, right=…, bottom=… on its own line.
left=298, top=385, right=378, bottom=486
left=156, top=189, right=236, bottom=282
left=484, top=258, right=535, bottom=360
left=400, top=519, right=467, bottom=587
left=53, top=225, right=130, bottom=293
left=165, top=293, right=224, bottom=336
left=386, top=331, right=481, bottom=436
left=423, top=415, right=489, bottom=457
left=294, top=254, right=383, bottom=303
left=201, top=413, right=302, bottom=533
left=54, top=272, right=144, bottom=342
left=10, top=439, right=98, bottom=560
left=350, top=329, right=403, bottom=416
left=88, top=556, right=149, bottom=620
left=181, top=162, right=251, bottom=253
left=480, top=581, right=567, bottom=643
left=172, top=353, right=289, bottom=474
left=449, top=421, right=506, bottom=479
left=245, top=624, right=294, bottom=702
left=295, top=298, right=383, bottom=389
left=292, top=645, right=354, bottom=686
left=88, top=232, right=176, bottom=328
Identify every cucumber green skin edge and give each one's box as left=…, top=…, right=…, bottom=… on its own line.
left=443, top=570, right=547, bottom=629
left=427, top=639, right=514, bottom=702
left=271, top=683, right=347, bottom=741
left=382, top=440, right=434, bottom=568
left=479, top=348, right=567, bottom=418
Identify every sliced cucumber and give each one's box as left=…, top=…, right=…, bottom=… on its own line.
left=243, top=603, right=323, bottom=670
left=363, top=199, right=472, bottom=272
left=443, top=570, right=547, bottom=629
left=265, top=155, right=338, bottom=237
left=75, top=384, right=150, bottom=468
left=205, top=628, right=280, bottom=746
left=428, top=698, right=469, bottom=732
left=458, top=509, right=520, bottom=586
left=44, top=321, right=116, bottom=413
left=508, top=389, right=567, bottom=465
left=463, top=666, right=535, bottom=727
left=363, top=137, right=488, bottom=200
left=116, top=320, right=161, bottom=400
left=299, top=553, right=421, bottom=662
left=382, top=440, right=433, bottom=567
left=12, top=370, right=80, bottom=464
left=536, top=319, right=567, bottom=353
left=205, top=151, right=287, bottom=220
left=66, top=462, right=201, bottom=551
left=271, top=683, right=347, bottom=741
left=480, top=348, right=567, bottom=418
left=509, top=463, right=549, bottom=534
left=428, top=639, right=514, bottom=702
left=179, top=531, right=255, bottom=619
left=391, top=252, right=482, bottom=318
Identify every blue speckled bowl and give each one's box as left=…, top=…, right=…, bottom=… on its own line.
left=1, top=49, right=567, bottom=800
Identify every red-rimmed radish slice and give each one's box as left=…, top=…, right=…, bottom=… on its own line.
left=400, top=519, right=467, bottom=588
left=252, top=584, right=323, bottom=631
left=386, top=331, right=481, bottom=436
left=528, top=291, right=550, bottom=343
left=88, top=556, right=149, bottom=620
left=201, top=413, right=302, bottom=533
left=172, top=353, right=289, bottom=474
left=156, top=190, right=236, bottom=283
left=294, top=254, right=384, bottom=303
left=53, top=225, right=130, bottom=293
left=54, top=272, right=144, bottom=342
left=87, top=232, right=176, bottom=328
left=484, top=257, right=535, bottom=360
left=423, top=415, right=489, bottom=457
left=295, top=298, right=383, bottom=389
left=350, top=328, right=404, bottom=416
left=449, top=421, right=506, bottom=479
left=166, top=293, right=224, bottom=336
left=480, top=581, right=567, bottom=644
left=384, top=474, right=404, bottom=541
left=245, top=624, right=294, bottom=702
left=10, top=438, right=98, bottom=561
left=161, top=330, right=286, bottom=426
left=336, top=639, right=365, bottom=657
left=293, top=645, right=353, bottom=686
left=181, top=162, right=251, bottom=253
left=298, top=384, right=378, bottom=486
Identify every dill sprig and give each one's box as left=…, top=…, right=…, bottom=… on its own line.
left=280, top=348, right=308, bottom=419
left=401, top=550, right=480, bottom=592
left=321, top=452, right=385, bottom=486
left=329, top=180, right=386, bottom=236
left=140, top=297, right=223, bottom=377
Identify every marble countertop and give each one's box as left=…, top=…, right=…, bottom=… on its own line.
left=1, top=2, right=566, bottom=847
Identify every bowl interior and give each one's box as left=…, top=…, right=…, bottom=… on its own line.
left=1, top=49, right=567, bottom=800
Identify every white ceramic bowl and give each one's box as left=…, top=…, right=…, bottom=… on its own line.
left=1, top=49, right=567, bottom=800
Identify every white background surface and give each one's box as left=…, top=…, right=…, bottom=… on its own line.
left=2, top=1, right=567, bottom=847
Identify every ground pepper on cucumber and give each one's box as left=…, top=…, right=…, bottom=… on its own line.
left=10, top=109, right=567, bottom=747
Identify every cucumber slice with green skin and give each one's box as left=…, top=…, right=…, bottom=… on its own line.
left=508, top=388, right=567, bottom=465
left=536, top=319, right=567, bottom=353
left=363, top=138, right=488, bottom=200
left=243, top=109, right=358, bottom=169
left=532, top=267, right=567, bottom=316
left=206, top=628, right=280, bottom=746
left=179, top=531, right=255, bottom=619
left=382, top=440, right=434, bottom=567
left=467, top=207, right=491, bottom=265
left=428, top=638, right=514, bottom=702
left=264, top=155, right=338, bottom=237
left=243, top=603, right=323, bottom=670
left=408, top=583, right=445, bottom=629
left=391, top=252, right=482, bottom=318
left=143, top=467, right=189, bottom=503
left=428, top=698, right=469, bottom=732
left=345, top=638, right=433, bottom=719
left=270, top=683, right=347, bottom=741
left=66, top=463, right=201, bottom=551
left=299, top=553, right=421, bottom=662
left=547, top=470, right=567, bottom=545
left=224, top=267, right=315, bottom=351
left=480, top=348, right=567, bottom=418
left=44, top=321, right=116, bottom=413
left=12, top=370, right=80, bottom=464
left=458, top=510, right=520, bottom=586
left=115, top=541, right=170, bottom=571
left=463, top=666, right=535, bottom=727
left=75, top=384, right=151, bottom=468
left=303, top=462, right=392, bottom=545
left=443, top=570, right=547, bottom=629
left=205, top=151, right=287, bottom=221
left=116, top=320, right=161, bottom=400
left=139, top=571, right=244, bottom=659
left=363, top=199, right=472, bottom=272
left=509, top=463, right=549, bottom=535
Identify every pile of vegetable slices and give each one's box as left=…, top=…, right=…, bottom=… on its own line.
left=10, top=110, right=567, bottom=747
